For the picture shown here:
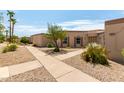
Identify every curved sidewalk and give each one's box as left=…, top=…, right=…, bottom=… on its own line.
left=27, top=46, right=99, bottom=82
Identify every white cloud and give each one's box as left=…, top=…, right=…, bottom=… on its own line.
left=14, top=19, right=104, bottom=37
left=14, top=25, right=47, bottom=37
left=58, top=19, right=104, bottom=30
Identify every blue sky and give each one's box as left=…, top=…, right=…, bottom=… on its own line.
left=1, top=10, right=124, bottom=37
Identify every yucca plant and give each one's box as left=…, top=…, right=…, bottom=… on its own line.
left=81, top=43, right=109, bottom=65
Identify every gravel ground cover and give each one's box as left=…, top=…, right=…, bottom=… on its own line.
left=0, top=67, right=57, bottom=82
left=38, top=48, right=79, bottom=56
left=63, top=54, right=124, bottom=82
left=0, top=46, right=36, bottom=67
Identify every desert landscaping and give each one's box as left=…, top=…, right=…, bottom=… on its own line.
left=0, top=10, right=124, bottom=82
left=63, top=55, right=124, bottom=82
left=0, top=45, right=36, bottom=67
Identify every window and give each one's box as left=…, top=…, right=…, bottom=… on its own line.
left=88, top=36, right=97, bottom=43
left=76, top=37, right=80, bottom=44
left=63, top=37, right=68, bottom=44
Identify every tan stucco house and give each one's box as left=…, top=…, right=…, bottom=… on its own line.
left=29, top=17, right=124, bottom=64
left=30, top=29, right=105, bottom=48
left=105, top=18, right=124, bottom=64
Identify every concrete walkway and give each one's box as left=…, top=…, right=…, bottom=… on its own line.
left=0, top=60, right=42, bottom=80
left=27, top=46, right=99, bottom=82
left=55, top=49, right=84, bottom=60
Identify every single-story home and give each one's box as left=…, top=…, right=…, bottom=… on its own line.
left=30, top=17, right=124, bottom=64
left=30, top=29, right=105, bottom=48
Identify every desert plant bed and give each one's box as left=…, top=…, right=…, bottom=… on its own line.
left=0, top=46, right=36, bottom=67
left=63, top=54, right=124, bottom=82
left=38, top=48, right=79, bottom=56
left=0, top=67, right=57, bottom=82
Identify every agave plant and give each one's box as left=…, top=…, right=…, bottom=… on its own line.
left=81, top=43, right=109, bottom=65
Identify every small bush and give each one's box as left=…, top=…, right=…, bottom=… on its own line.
left=8, top=44, right=17, bottom=51
left=20, top=36, right=29, bottom=44
left=0, top=33, right=5, bottom=43
left=33, top=44, right=37, bottom=47
left=81, top=43, right=109, bottom=65
left=2, top=46, right=9, bottom=53
left=121, top=48, right=124, bottom=57
left=2, top=44, right=17, bottom=53
left=53, top=47, right=60, bottom=52
left=11, top=35, right=19, bottom=43
left=47, top=43, right=53, bottom=48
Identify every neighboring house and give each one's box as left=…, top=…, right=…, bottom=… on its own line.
left=105, top=18, right=124, bottom=64
left=30, top=29, right=104, bottom=48
left=30, top=33, right=50, bottom=47
left=30, top=17, right=124, bottom=64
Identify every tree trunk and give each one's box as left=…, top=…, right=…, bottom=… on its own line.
left=67, top=37, right=69, bottom=47
left=9, top=16, right=12, bottom=43
left=12, top=24, right=14, bottom=43
left=6, top=31, right=8, bottom=41
left=12, top=25, right=14, bottom=37
left=54, top=40, right=60, bottom=52
left=61, top=39, right=63, bottom=48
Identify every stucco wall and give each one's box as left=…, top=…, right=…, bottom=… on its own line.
left=105, top=23, right=124, bottom=64
left=31, top=34, right=42, bottom=46
left=31, top=34, right=50, bottom=47
left=65, top=31, right=85, bottom=47
left=97, top=32, right=105, bottom=46
left=30, top=30, right=105, bottom=48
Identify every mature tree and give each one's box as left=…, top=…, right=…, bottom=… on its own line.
left=20, top=36, right=29, bottom=44
left=45, top=24, right=66, bottom=52
left=5, top=29, right=9, bottom=41
left=11, top=18, right=16, bottom=37
left=11, top=18, right=16, bottom=42
left=7, top=10, right=15, bottom=42
left=59, top=30, right=66, bottom=48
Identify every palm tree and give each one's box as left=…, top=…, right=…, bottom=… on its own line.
left=11, top=18, right=16, bottom=41
left=0, top=24, right=5, bottom=43
left=45, top=24, right=64, bottom=52
left=7, top=10, right=15, bottom=42
left=5, top=29, right=9, bottom=41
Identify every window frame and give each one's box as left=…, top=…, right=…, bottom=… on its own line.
left=63, top=37, right=68, bottom=44
left=76, top=37, right=81, bottom=44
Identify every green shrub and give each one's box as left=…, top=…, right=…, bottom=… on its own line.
left=0, top=33, right=5, bottom=43
left=2, top=44, right=17, bottom=53
left=8, top=44, right=17, bottom=51
left=20, top=36, right=29, bottom=44
left=53, top=47, right=60, bottom=52
left=2, top=46, right=9, bottom=53
left=121, top=48, right=124, bottom=57
left=33, top=44, right=36, bottom=46
left=47, top=43, right=53, bottom=48
left=81, top=43, right=109, bottom=65
left=11, top=35, right=19, bottom=43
